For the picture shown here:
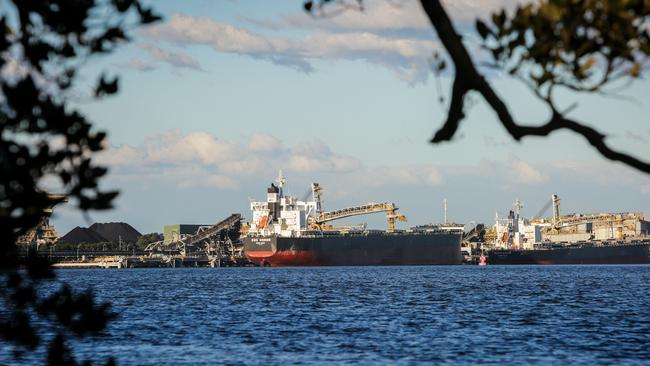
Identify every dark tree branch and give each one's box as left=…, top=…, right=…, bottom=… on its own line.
left=431, top=77, right=466, bottom=142
left=420, top=0, right=650, bottom=174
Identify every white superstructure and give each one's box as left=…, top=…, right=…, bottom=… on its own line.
left=249, top=171, right=320, bottom=237
left=494, top=205, right=545, bottom=250
left=247, top=172, right=407, bottom=237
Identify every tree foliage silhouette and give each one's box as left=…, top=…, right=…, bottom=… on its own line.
left=305, top=0, right=650, bottom=174
left=0, top=0, right=160, bottom=364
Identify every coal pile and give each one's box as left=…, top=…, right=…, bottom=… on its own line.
left=89, top=222, right=141, bottom=243
left=59, top=222, right=142, bottom=244
left=59, top=227, right=108, bottom=244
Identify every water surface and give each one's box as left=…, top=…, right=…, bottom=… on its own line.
left=7, top=266, right=650, bottom=365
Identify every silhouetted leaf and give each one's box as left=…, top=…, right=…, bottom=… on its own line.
left=47, top=335, right=75, bottom=366
left=476, top=20, right=491, bottom=39
left=0, top=1, right=160, bottom=364
left=94, top=75, right=119, bottom=97
left=135, top=3, right=163, bottom=24
left=437, top=59, right=446, bottom=72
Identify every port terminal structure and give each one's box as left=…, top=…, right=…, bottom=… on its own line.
left=308, top=202, right=407, bottom=232
left=485, top=194, right=650, bottom=250
left=145, top=213, right=246, bottom=266
left=16, top=193, right=68, bottom=247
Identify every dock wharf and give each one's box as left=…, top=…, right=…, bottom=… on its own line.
left=49, top=254, right=251, bottom=269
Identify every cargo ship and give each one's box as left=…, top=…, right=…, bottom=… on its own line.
left=485, top=195, right=650, bottom=264
left=242, top=172, right=462, bottom=266
left=488, top=241, right=650, bottom=264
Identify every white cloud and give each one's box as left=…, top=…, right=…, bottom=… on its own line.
left=140, top=1, right=531, bottom=83
left=510, top=160, right=547, bottom=185
left=144, top=13, right=438, bottom=83
left=550, top=160, right=644, bottom=186
left=142, top=44, right=203, bottom=71
left=179, top=174, right=238, bottom=190
left=248, top=133, right=283, bottom=152
left=98, top=134, right=647, bottom=198
left=124, top=45, right=202, bottom=72
left=145, top=15, right=279, bottom=53
left=86, top=141, right=650, bottom=234
left=363, top=165, right=444, bottom=187
left=287, top=141, right=361, bottom=173
left=442, top=0, right=528, bottom=22
left=100, top=131, right=362, bottom=189
left=252, top=0, right=526, bottom=33
left=142, top=131, right=235, bottom=165
left=220, top=159, right=266, bottom=176
left=99, top=145, right=141, bottom=166
left=287, top=154, right=360, bottom=173
left=266, top=1, right=431, bottom=34
left=126, top=58, right=156, bottom=72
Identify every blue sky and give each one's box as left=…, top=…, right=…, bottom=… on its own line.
left=51, top=0, right=650, bottom=234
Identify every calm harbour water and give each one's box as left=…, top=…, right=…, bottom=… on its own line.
left=7, top=265, right=650, bottom=365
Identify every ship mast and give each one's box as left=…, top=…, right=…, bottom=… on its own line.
left=277, top=170, right=285, bottom=198
left=443, top=198, right=448, bottom=224
left=494, top=211, right=500, bottom=246
left=514, top=199, right=523, bottom=219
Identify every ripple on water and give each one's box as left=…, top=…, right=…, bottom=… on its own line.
left=3, top=265, right=650, bottom=365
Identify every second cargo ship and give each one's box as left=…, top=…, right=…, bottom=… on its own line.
left=485, top=195, right=650, bottom=264
left=242, top=172, right=462, bottom=266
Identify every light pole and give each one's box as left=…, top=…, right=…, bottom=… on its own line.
left=77, top=243, right=82, bottom=261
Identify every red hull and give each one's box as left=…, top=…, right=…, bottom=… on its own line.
left=246, top=250, right=323, bottom=266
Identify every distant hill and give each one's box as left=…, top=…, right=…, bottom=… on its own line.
left=59, top=227, right=108, bottom=244
left=88, top=222, right=142, bottom=243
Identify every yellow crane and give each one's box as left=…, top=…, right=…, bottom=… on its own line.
left=308, top=202, right=406, bottom=232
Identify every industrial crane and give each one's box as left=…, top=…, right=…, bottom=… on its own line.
left=308, top=202, right=407, bottom=232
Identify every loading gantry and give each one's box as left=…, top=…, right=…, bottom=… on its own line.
left=308, top=202, right=407, bottom=232
left=146, top=214, right=242, bottom=259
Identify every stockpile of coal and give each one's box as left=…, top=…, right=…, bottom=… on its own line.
left=59, top=227, right=108, bottom=244
left=89, top=222, right=141, bottom=243
left=59, top=222, right=142, bottom=244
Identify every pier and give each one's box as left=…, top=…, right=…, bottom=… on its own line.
left=47, top=252, right=251, bottom=269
